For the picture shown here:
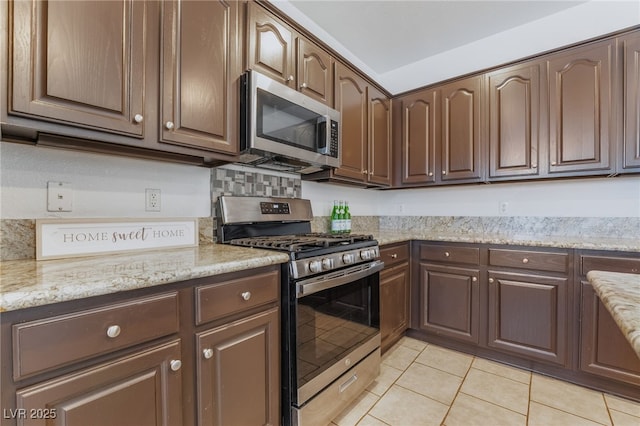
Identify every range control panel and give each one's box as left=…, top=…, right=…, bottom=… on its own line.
left=260, top=202, right=290, bottom=215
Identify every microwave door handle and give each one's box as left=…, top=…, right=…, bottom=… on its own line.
left=295, top=260, right=384, bottom=298
left=317, top=115, right=330, bottom=155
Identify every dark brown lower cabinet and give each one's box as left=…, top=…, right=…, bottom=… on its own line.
left=418, top=263, right=480, bottom=344
left=487, top=271, right=568, bottom=366
left=15, top=340, right=183, bottom=426
left=580, top=282, right=640, bottom=385
left=196, top=307, right=280, bottom=426
left=380, top=262, right=410, bottom=353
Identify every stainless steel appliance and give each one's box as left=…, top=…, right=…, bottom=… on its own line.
left=217, top=196, right=382, bottom=426
left=239, top=70, right=341, bottom=174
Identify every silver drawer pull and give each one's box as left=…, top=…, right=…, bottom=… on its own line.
left=170, top=359, right=182, bottom=371
left=444, top=252, right=450, bottom=257
left=522, top=258, right=529, bottom=264
left=339, top=374, right=358, bottom=393
left=203, top=348, right=214, bottom=359
left=106, top=325, right=121, bottom=338
left=241, top=291, right=251, bottom=301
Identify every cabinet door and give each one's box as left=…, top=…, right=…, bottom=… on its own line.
left=580, top=282, right=640, bottom=385
left=380, top=262, right=409, bottom=353
left=160, top=0, right=239, bottom=154
left=622, top=31, right=640, bottom=171
left=197, top=307, right=280, bottom=426
left=488, top=62, right=541, bottom=179
left=440, top=76, right=484, bottom=182
left=488, top=271, right=568, bottom=366
left=334, top=63, right=368, bottom=182
left=399, top=89, right=438, bottom=184
left=547, top=39, right=615, bottom=174
left=297, top=38, right=333, bottom=106
left=247, top=3, right=295, bottom=86
left=368, top=86, right=392, bottom=186
left=419, top=263, right=480, bottom=344
left=10, top=0, right=146, bottom=136
left=16, top=340, right=183, bottom=426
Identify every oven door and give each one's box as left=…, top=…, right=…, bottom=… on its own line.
left=293, top=260, right=383, bottom=406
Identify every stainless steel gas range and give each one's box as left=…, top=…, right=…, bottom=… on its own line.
left=217, top=196, right=382, bottom=426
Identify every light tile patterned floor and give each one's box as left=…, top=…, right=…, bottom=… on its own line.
left=331, top=337, right=640, bottom=426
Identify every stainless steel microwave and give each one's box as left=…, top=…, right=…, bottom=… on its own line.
left=238, top=70, right=341, bottom=174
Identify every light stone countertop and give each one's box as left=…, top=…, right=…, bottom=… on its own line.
left=0, top=244, right=289, bottom=312
left=372, top=230, right=640, bottom=252
left=1, top=231, right=638, bottom=313
left=587, top=270, right=640, bottom=359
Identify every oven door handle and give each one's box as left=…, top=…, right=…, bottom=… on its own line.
left=296, top=260, right=384, bottom=298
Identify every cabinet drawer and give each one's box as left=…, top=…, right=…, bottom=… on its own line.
left=581, top=255, right=640, bottom=276
left=380, top=243, right=410, bottom=267
left=13, top=292, right=179, bottom=380
left=489, top=249, right=569, bottom=273
left=195, top=269, right=279, bottom=325
left=420, top=244, right=479, bottom=265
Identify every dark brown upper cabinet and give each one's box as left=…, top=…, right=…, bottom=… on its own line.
left=439, top=75, right=485, bottom=183
left=368, top=86, right=392, bottom=186
left=622, top=31, right=640, bottom=171
left=247, top=3, right=333, bottom=106
left=333, top=63, right=369, bottom=182
left=547, top=39, right=616, bottom=175
left=398, top=89, right=438, bottom=185
left=487, top=62, right=542, bottom=180
left=247, top=3, right=296, bottom=87
left=160, top=0, right=240, bottom=154
left=9, top=0, right=147, bottom=137
left=297, top=38, right=334, bottom=106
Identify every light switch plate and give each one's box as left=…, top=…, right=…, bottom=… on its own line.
left=47, top=181, right=73, bottom=212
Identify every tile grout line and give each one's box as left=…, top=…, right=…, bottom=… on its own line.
left=438, top=353, right=476, bottom=426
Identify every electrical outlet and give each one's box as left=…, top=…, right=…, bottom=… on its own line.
left=145, top=188, right=161, bottom=212
left=47, top=181, right=73, bottom=212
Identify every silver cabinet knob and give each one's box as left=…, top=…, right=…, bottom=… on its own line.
left=362, top=169, right=368, bottom=175
left=428, top=172, right=433, bottom=177
left=472, top=277, right=477, bottom=282
left=203, top=348, right=214, bottom=359
left=300, top=83, right=307, bottom=89
left=241, top=291, right=251, bottom=301
left=390, top=253, right=398, bottom=259
left=551, top=161, right=557, bottom=166
left=133, top=114, right=143, bottom=123
left=106, top=325, right=121, bottom=338
left=165, top=121, right=175, bottom=130
left=287, top=75, right=294, bottom=81
left=170, top=360, right=182, bottom=371
left=444, top=252, right=450, bottom=257
left=522, top=258, right=529, bottom=264
left=489, top=278, right=495, bottom=283
left=442, top=170, right=447, bottom=175
left=532, top=163, right=537, bottom=168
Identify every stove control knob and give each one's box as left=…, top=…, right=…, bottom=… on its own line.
left=343, top=253, right=355, bottom=265
left=309, top=260, right=323, bottom=274
left=322, top=258, right=334, bottom=270
left=360, top=250, right=372, bottom=260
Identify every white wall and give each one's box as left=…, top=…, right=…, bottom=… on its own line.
left=275, top=0, right=640, bottom=94
left=302, top=177, right=640, bottom=218
left=0, top=143, right=211, bottom=219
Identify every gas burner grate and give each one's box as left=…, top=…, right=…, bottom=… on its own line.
left=229, top=233, right=374, bottom=252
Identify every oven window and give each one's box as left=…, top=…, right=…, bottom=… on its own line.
left=256, top=89, right=320, bottom=151
left=296, top=277, right=379, bottom=388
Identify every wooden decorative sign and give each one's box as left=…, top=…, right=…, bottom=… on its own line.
left=36, top=218, right=198, bottom=260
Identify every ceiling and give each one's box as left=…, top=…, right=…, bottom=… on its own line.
left=272, top=0, right=640, bottom=94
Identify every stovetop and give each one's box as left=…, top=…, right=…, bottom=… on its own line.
left=228, top=233, right=374, bottom=253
